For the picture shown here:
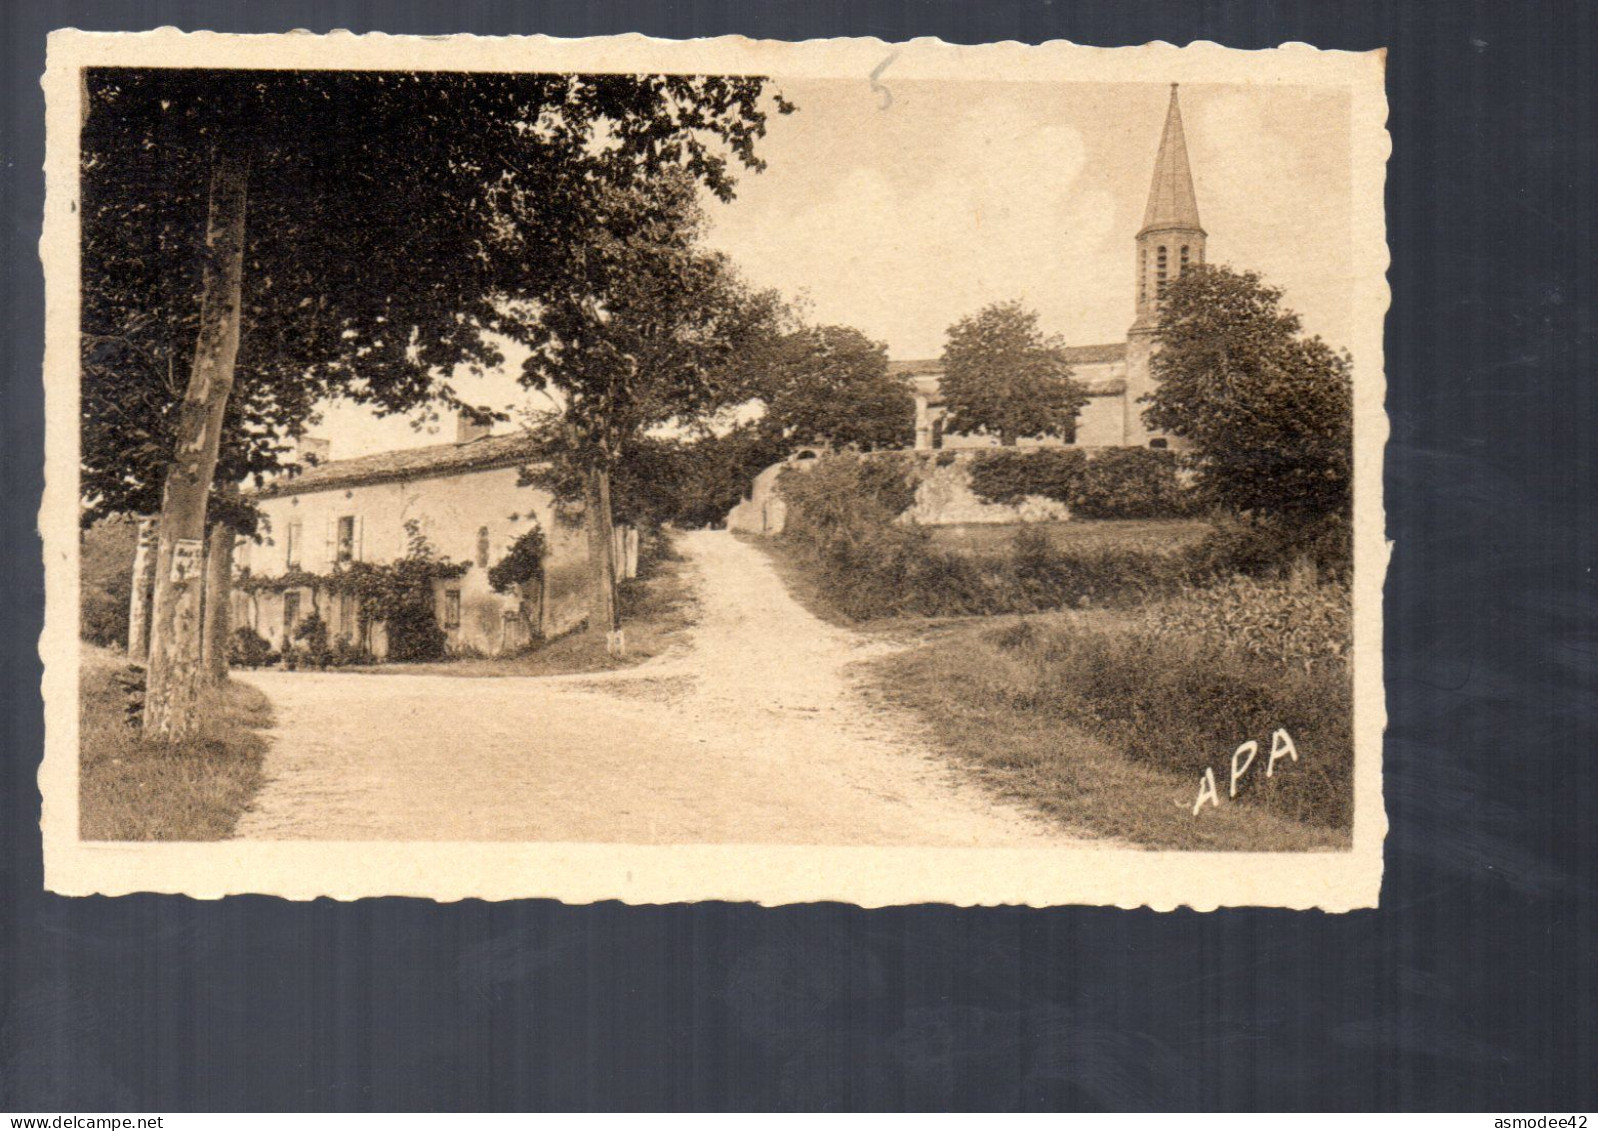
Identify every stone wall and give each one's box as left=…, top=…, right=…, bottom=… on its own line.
left=726, top=451, right=822, bottom=535
left=897, top=453, right=1072, bottom=526
left=726, top=449, right=1077, bottom=535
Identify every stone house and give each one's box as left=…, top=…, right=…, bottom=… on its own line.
left=234, top=417, right=599, bottom=659
left=906, top=84, right=1206, bottom=453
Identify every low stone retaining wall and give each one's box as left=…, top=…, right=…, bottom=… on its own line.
left=726, top=449, right=1076, bottom=534
left=898, top=453, right=1072, bottom=526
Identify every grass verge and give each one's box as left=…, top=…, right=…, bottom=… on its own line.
left=868, top=611, right=1351, bottom=851
left=754, top=523, right=1353, bottom=850
left=79, top=645, right=273, bottom=841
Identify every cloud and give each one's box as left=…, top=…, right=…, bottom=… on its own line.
left=1192, top=87, right=1353, bottom=345
left=705, top=97, right=1124, bottom=357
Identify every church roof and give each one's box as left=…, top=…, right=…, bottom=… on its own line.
left=890, top=342, right=1126, bottom=375
left=890, top=344, right=1127, bottom=398
left=254, top=432, right=542, bottom=498
left=1141, top=84, right=1204, bottom=235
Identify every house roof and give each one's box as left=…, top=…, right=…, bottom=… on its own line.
left=253, top=433, right=542, bottom=498
left=887, top=358, right=946, bottom=378
left=1060, top=342, right=1129, bottom=366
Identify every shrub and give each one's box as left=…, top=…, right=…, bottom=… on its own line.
left=229, top=626, right=273, bottom=669
left=965, top=447, right=1192, bottom=518
left=778, top=452, right=921, bottom=539
left=986, top=618, right=1352, bottom=829
left=80, top=518, right=136, bottom=648
left=1073, top=448, right=1191, bottom=519
left=1007, top=525, right=1185, bottom=609
left=236, top=527, right=467, bottom=664
left=488, top=527, right=546, bottom=595
left=780, top=469, right=1185, bottom=621
left=779, top=451, right=1214, bottom=621
left=1183, top=514, right=1352, bottom=584
left=635, top=524, right=682, bottom=574
left=967, top=448, right=1085, bottom=506
left=330, top=635, right=373, bottom=667
left=292, top=611, right=331, bottom=668
left=1142, top=571, right=1351, bottom=673
left=855, top=453, right=924, bottom=517
left=80, top=585, right=131, bottom=649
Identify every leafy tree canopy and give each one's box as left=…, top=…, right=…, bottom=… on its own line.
left=1143, top=265, right=1353, bottom=520
left=503, top=171, right=787, bottom=471
left=80, top=68, right=791, bottom=523
left=938, top=299, right=1087, bottom=446
left=754, top=324, right=913, bottom=452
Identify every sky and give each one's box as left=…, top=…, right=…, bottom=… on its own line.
left=317, top=77, right=1354, bottom=459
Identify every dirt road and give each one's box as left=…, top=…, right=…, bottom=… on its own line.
left=234, top=530, right=1099, bottom=845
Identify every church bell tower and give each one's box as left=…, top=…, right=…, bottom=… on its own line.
left=1125, top=84, right=1205, bottom=445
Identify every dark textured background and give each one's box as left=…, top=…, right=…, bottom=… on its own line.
left=3, top=0, right=1594, bottom=1112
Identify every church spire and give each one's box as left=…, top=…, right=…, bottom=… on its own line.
left=1131, top=84, right=1207, bottom=334
left=1140, top=84, right=1203, bottom=235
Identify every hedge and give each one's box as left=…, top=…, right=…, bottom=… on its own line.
left=966, top=449, right=1085, bottom=506
left=1073, top=448, right=1193, bottom=519
left=966, top=447, right=1193, bottom=519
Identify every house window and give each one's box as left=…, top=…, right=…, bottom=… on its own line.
left=443, top=589, right=461, bottom=630
left=1156, top=246, right=1168, bottom=297
left=476, top=526, right=490, bottom=569
left=336, top=515, right=356, bottom=563
left=1149, top=437, right=1170, bottom=450
left=283, top=590, right=301, bottom=635
left=1138, top=247, right=1147, bottom=304
left=285, top=518, right=303, bottom=568
left=1180, top=245, right=1190, bottom=274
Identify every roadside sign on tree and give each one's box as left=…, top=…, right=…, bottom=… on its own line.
left=170, top=539, right=204, bottom=583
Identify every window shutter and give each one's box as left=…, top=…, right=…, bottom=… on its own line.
left=356, top=516, right=365, bottom=562
left=324, top=517, right=336, bottom=571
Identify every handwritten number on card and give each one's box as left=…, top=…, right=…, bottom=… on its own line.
left=870, top=52, right=899, bottom=110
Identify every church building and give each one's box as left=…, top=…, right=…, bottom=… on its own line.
left=904, top=84, right=1206, bottom=451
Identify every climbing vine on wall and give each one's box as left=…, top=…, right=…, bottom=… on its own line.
left=487, top=527, right=546, bottom=596
left=237, top=520, right=469, bottom=662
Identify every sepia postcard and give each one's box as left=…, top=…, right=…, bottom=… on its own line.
left=40, top=29, right=1389, bottom=908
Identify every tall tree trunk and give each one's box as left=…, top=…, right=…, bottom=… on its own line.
left=201, top=518, right=236, bottom=685
left=125, top=516, right=158, bottom=661
left=143, top=148, right=249, bottom=739
left=584, top=464, right=623, bottom=655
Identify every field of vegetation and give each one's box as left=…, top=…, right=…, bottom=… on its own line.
left=766, top=452, right=1354, bottom=851
left=928, top=518, right=1213, bottom=559
left=79, top=644, right=273, bottom=840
